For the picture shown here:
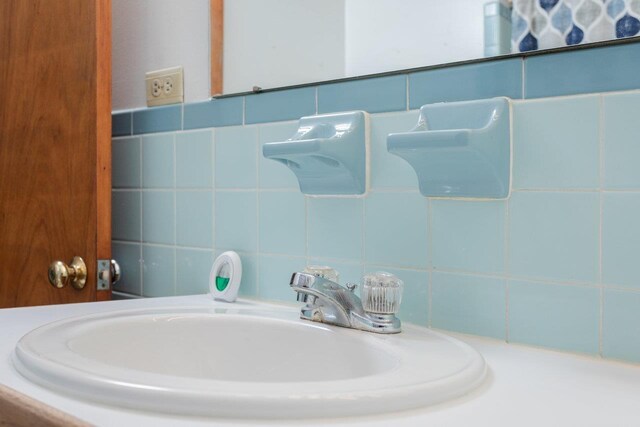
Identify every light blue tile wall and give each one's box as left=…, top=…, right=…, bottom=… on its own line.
left=133, top=105, right=182, bottom=134
left=112, top=44, right=640, bottom=363
left=508, top=280, right=600, bottom=354
left=409, top=59, right=522, bottom=108
left=431, top=272, right=506, bottom=339
left=512, top=96, right=600, bottom=189
left=524, top=43, right=640, bottom=98
left=112, top=137, right=141, bottom=188
left=603, top=92, right=640, bottom=189
left=245, top=88, right=316, bottom=124
left=318, top=76, right=407, bottom=114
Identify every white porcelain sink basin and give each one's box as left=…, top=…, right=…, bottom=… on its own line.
left=13, top=303, right=486, bottom=419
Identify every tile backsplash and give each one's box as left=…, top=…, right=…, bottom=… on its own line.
left=112, top=44, right=640, bottom=364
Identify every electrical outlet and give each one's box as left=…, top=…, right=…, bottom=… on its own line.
left=145, top=66, right=184, bottom=107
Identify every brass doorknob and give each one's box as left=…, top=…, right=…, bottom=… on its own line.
left=48, top=256, right=87, bottom=290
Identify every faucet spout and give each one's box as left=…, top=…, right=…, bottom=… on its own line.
left=289, top=271, right=402, bottom=334
left=290, top=272, right=355, bottom=328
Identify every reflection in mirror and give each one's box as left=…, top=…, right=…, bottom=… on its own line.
left=222, top=0, right=640, bottom=94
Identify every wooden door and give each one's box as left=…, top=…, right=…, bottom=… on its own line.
left=0, top=0, right=112, bottom=307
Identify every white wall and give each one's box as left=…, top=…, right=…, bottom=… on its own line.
left=112, top=0, right=210, bottom=110
left=112, top=0, right=486, bottom=107
left=344, top=0, right=485, bottom=77
left=223, top=0, right=345, bottom=94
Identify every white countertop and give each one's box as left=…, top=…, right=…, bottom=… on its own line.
left=1, top=294, right=639, bottom=427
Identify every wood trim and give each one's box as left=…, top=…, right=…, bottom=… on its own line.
left=95, top=0, right=112, bottom=301
left=211, top=0, right=224, bottom=95
left=0, top=385, right=90, bottom=427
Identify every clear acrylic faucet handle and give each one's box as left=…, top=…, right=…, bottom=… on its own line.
left=304, top=265, right=339, bottom=283
left=361, top=271, right=404, bottom=315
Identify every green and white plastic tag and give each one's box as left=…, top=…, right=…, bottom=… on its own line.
left=209, top=251, right=242, bottom=302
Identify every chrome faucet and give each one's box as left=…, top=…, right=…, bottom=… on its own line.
left=290, top=269, right=403, bottom=334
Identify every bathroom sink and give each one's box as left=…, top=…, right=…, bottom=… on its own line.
left=13, top=303, right=486, bottom=419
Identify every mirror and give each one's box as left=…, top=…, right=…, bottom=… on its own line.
left=220, top=0, right=640, bottom=94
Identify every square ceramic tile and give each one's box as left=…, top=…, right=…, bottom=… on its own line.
left=245, top=88, right=316, bottom=124
left=603, top=92, right=640, bottom=189
left=431, top=200, right=506, bottom=274
left=431, top=272, right=506, bottom=339
left=369, top=111, right=421, bottom=190
left=318, top=75, right=406, bottom=114
left=258, top=191, right=305, bottom=255
left=409, top=59, right=522, bottom=109
left=258, top=121, right=300, bottom=189
left=112, top=191, right=141, bottom=241
left=602, top=193, right=640, bottom=289
left=215, top=191, right=257, bottom=253
left=603, top=289, right=640, bottom=363
left=112, top=242, right=141, bottom=295
left=176, top=191, right=213, bottom=248
left=142, top=245, right=175, bottom=297
left=235, top=252, right=258, bottom=298
left=176, top=131, right=213, bottom=188
left=183, top=98, right=243, bottom=129
left=142, top=191, right=175, bottom=245
left=176, top=249, right=214, bottom=295
left=258, top=255, right=307, bottom=302
left=508, top=192, right=599, bottom=283
left=133, top=105, right=182, bottom=134
left=112, top=137, right=140, bottom=188
left=513, top=96, right=600, bottom=189
left=509, top=280, right=600, bottom=354
left=308, top=198, right=363, bottom=261
left=215, top=126, right=258, bottom=188
left=364, top=192, right=428, bottom=268
left=112, top=112, right=132, bottom=137
left=365, top=265, right=429, bottom=327
left=525, top=43, right=640, bottom=98
left=142, top=134, right=174, bottom=188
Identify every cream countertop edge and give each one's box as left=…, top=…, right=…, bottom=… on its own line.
left=1, top=294, right=639, bottom=427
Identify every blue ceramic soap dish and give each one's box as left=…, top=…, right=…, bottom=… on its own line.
left=387, top=97, right=511, bottom=199
left=262, top=111, right=369, bottom=196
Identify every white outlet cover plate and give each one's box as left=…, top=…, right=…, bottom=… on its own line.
left=145, top=66, right=184, bottom=107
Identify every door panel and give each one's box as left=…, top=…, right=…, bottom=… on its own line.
left=0, top=0, right=111, bottom=307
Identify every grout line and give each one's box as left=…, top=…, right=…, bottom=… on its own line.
left=113, top=188, right=214, bottom=192
left=361, top=197, right=366, bottom=265
left=242, top=96, right=246, bottom=125
left=304, top=195, right=309, bottom=260
left=504, top=198, right=511, bottom=342
left=431, top=268, right=602, bottom=288
left=139, top=134, right=145, bottom=296
left=124, top=241, right=214, bottom=252
left=513, top=188, right=599, bottom=193
left=212, top=128, right=216, bottom=253
left=426, top=198, right=433, bottom=327
left=598, top=94, right=605, bottom=356
left=112, top=135, right=141, bottom=142
left=521, top=57, right=526, bottom=99
left=314, top=87, right=319, bottom=115
left=173, top=133, right=177, bottom=296
left=405, top=75, right=410, bottom=111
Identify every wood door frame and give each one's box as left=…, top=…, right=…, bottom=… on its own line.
left=211, top=0, right=223, bottom=95
left=96, top=0, right=112, bottom=301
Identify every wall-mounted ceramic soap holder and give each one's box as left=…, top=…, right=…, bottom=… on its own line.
left=387, top=97, right=511, bottom=199
left=262, top=111, right=369, bottom=196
